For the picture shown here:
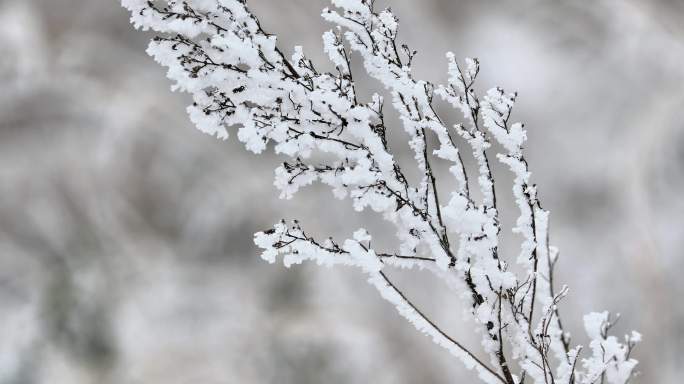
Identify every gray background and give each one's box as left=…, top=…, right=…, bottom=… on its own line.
left=1, top=0, right=683, bottom=383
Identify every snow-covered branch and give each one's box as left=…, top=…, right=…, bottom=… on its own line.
left=122, top=1, right=640, bottom=383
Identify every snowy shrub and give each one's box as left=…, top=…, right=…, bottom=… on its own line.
left=122, top=1, right=640, bottom=383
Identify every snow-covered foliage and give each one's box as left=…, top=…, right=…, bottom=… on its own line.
left=122, top=1, right=640, bottom=383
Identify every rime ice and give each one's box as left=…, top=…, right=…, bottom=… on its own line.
left=123, top=1, right=640, bottom=383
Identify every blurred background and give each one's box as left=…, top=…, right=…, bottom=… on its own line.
left=1, top=0, right=683, bottom=383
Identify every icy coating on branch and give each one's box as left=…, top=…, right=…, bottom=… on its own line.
left=122, top=1, right=640, bottom=383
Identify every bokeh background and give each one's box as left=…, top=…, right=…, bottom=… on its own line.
left=1, top=0, right=683, bottom=383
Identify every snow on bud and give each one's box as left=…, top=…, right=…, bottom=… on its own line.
left=352, top=228, right=372, bottom=243
left=583, top=311, right=609, bottom=340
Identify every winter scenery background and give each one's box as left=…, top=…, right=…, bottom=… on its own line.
left=1, top=0, right=683, bottom=383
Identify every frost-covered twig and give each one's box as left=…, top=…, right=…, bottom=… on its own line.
left=122, top=1, right=641, bottom=383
